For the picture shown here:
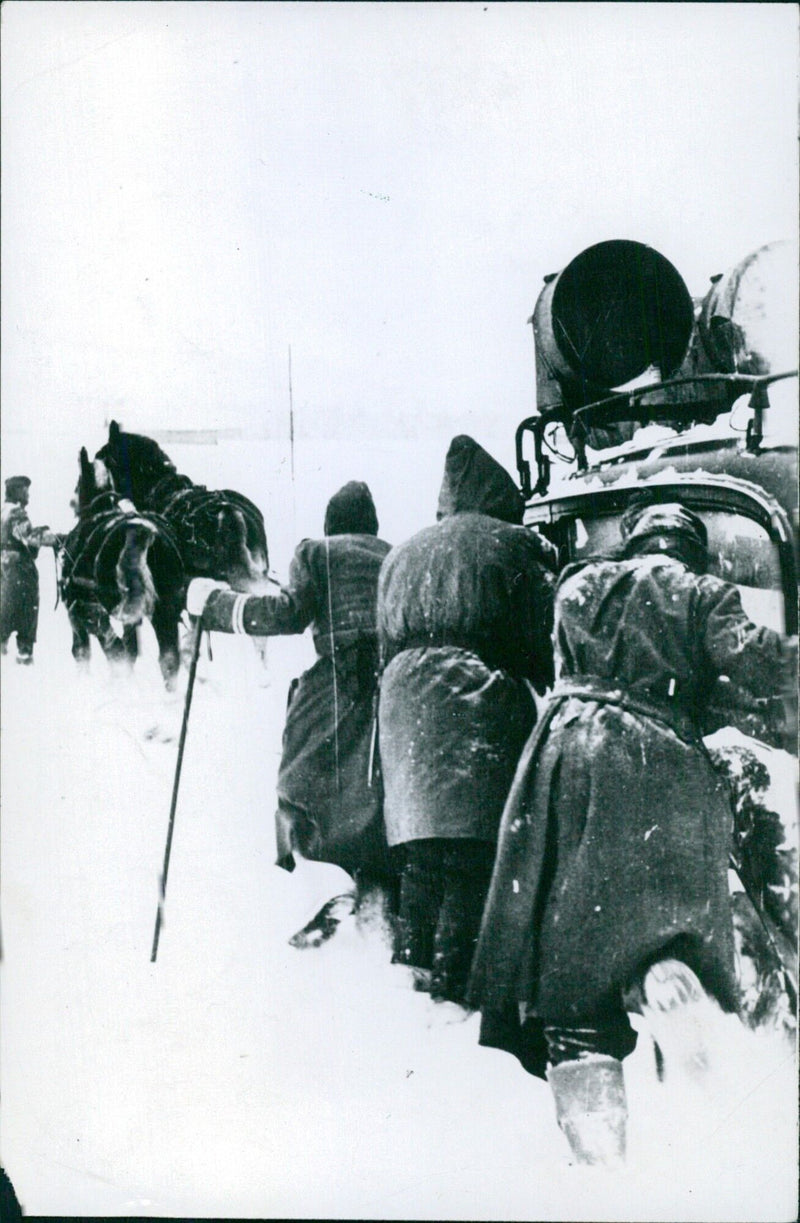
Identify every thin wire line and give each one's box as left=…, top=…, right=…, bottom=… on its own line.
left=324, top=537, right=341, bottom=793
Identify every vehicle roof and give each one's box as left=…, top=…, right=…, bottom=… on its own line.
left=523, top=416, right=798, bottom=523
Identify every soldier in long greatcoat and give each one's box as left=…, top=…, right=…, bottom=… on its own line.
left=1, top=476, right=57, bottom=664
left=468, top=501, right=797, bottom=1166
left=377, top=436, right=556, bottom=1004
left=188, top=481, right=393, bottom=910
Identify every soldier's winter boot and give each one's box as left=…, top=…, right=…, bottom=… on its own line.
left=546, top=1055, right=627, bottom=1167
left=288, top=893, right=356, bottom=949
left=639, top=958, right=721, bottom=1081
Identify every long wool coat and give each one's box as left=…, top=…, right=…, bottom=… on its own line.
left=1, top=502, right=42, bottom=645
left=468, top=554, right=796, bottom=1035
left=204, top=531, right=391, bottom=878
left=377, top=438, right=555, bottom=848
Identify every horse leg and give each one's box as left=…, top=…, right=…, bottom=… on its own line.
left=113, top=525, right=156, bottom=625
left=95, top=609, right=133, bottom=675
left=152, top=602, right=181, bottom=690
left=122, top=624, right=139, bottom=666
left=178, top=615, right=203, bottom=674
left=252, top=635, right=270, bottom=686
left=241, top=521, right=271, bottom=685
left=67, top=606, right=92, bottom=671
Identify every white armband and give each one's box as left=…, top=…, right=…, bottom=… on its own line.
left=231, top=593, right=250, bottom=635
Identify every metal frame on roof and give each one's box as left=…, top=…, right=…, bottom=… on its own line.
left=516, top=370, right=798, bottom=499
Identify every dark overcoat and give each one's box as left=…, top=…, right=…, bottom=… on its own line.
left=204, top=531, right=391, bottom=878
left=468, top=554, right=796, bottom=1034
left=1, top=502, right=41, bottom=646
left=377, top=437, right=555, bottom=847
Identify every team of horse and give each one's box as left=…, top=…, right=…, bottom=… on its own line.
left=58, top=422, right=270, bottom=688
left=96, top=421, right=269, bottom=592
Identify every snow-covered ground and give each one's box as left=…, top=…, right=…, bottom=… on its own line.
left=1, top=454, right=798, bottom=1220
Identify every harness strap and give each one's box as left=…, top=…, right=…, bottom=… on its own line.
left=157, top=486, right=197, bottom=519
left=61, top=506, right=181, bottom=599
left=53, top=546, right=62, bottom=610
left=161, top=496, right=265, bottom=573
left=144, top=475, right=266, bottom=565
left=144, top=471, right=189, bottom=511
left=61, top=514, right=125, bottom=592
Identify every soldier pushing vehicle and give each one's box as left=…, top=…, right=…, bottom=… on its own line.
left=469, top=498, right=797, bottom=1167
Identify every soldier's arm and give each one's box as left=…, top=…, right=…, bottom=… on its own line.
left=28, top=526, right=59, bottom=547
left=697, top=577, right=797, bottom=697
left=8, top=509, right=43, bottom=555
left=201, top=587, right=307, bottom=636
left=201, top=541, right=317, bottom=637
left=519, top=547, right=556, bottom=692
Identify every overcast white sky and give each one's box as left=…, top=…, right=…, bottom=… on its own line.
left=2, top=1, right=798, bottom=451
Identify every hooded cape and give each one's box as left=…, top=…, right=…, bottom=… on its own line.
left=468, top=554, right=796, bottom=1074
left=377, top=437, right=555, bottom=846
left=436, top=435, right=524, bottom=524
left=203, top=484, right=392, bottom=879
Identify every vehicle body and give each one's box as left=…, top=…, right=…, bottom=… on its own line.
left=516, top=240, right=798, bottom=1027
left=518, top=239, right=798, bottom=747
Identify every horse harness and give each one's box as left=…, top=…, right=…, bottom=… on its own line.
left=59, top=491, right=182, bottom=610
left=143, top=472, right=266, bottom=573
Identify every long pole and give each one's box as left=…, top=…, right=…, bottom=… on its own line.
left=288, top=344, right=295, bottom=486
left=288, top=344, right=296, bottom=536
left=150, top=619, right=204, bottom=961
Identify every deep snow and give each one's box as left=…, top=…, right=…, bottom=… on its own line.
left=1, top=457, right=798, bottom=1220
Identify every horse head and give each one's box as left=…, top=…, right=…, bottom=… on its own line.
left=74, top=447, right=114, bottom=515
left=95, top=420, right=176, bottom=506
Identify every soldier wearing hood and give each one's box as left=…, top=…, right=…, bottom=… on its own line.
left=188, top=481, right=393, bottom=922
left=1, top=476, right=58, bottom=664
left=468, top=499, right=797, bottom=1167
left=376, top=436, right=556, bottom=1005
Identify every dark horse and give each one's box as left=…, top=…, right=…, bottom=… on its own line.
left=95, top=421, right=269, bottom=591
left=60, top=448, right=185, bottom=686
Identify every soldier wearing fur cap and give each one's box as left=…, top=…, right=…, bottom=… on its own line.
left=1, top=477, right=58, bottom=663
left=469, top=497, right=797, bottom=1167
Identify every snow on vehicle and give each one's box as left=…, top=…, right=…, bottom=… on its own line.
left=517, top=239, right=798, bottom=1031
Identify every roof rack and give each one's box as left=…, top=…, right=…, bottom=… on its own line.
left=516, top=370, right=797, bottom=499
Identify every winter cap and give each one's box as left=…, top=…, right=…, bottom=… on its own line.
left=621, top=501, right=708, bottom=555
left=4, top=476, right=31, bottom=502
left=324, top=481, right=379, bottom=536
left=436, top=435, right=524, bottom=525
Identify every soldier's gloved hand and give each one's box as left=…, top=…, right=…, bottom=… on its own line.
left=186, top=578, right=229, bottom=617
